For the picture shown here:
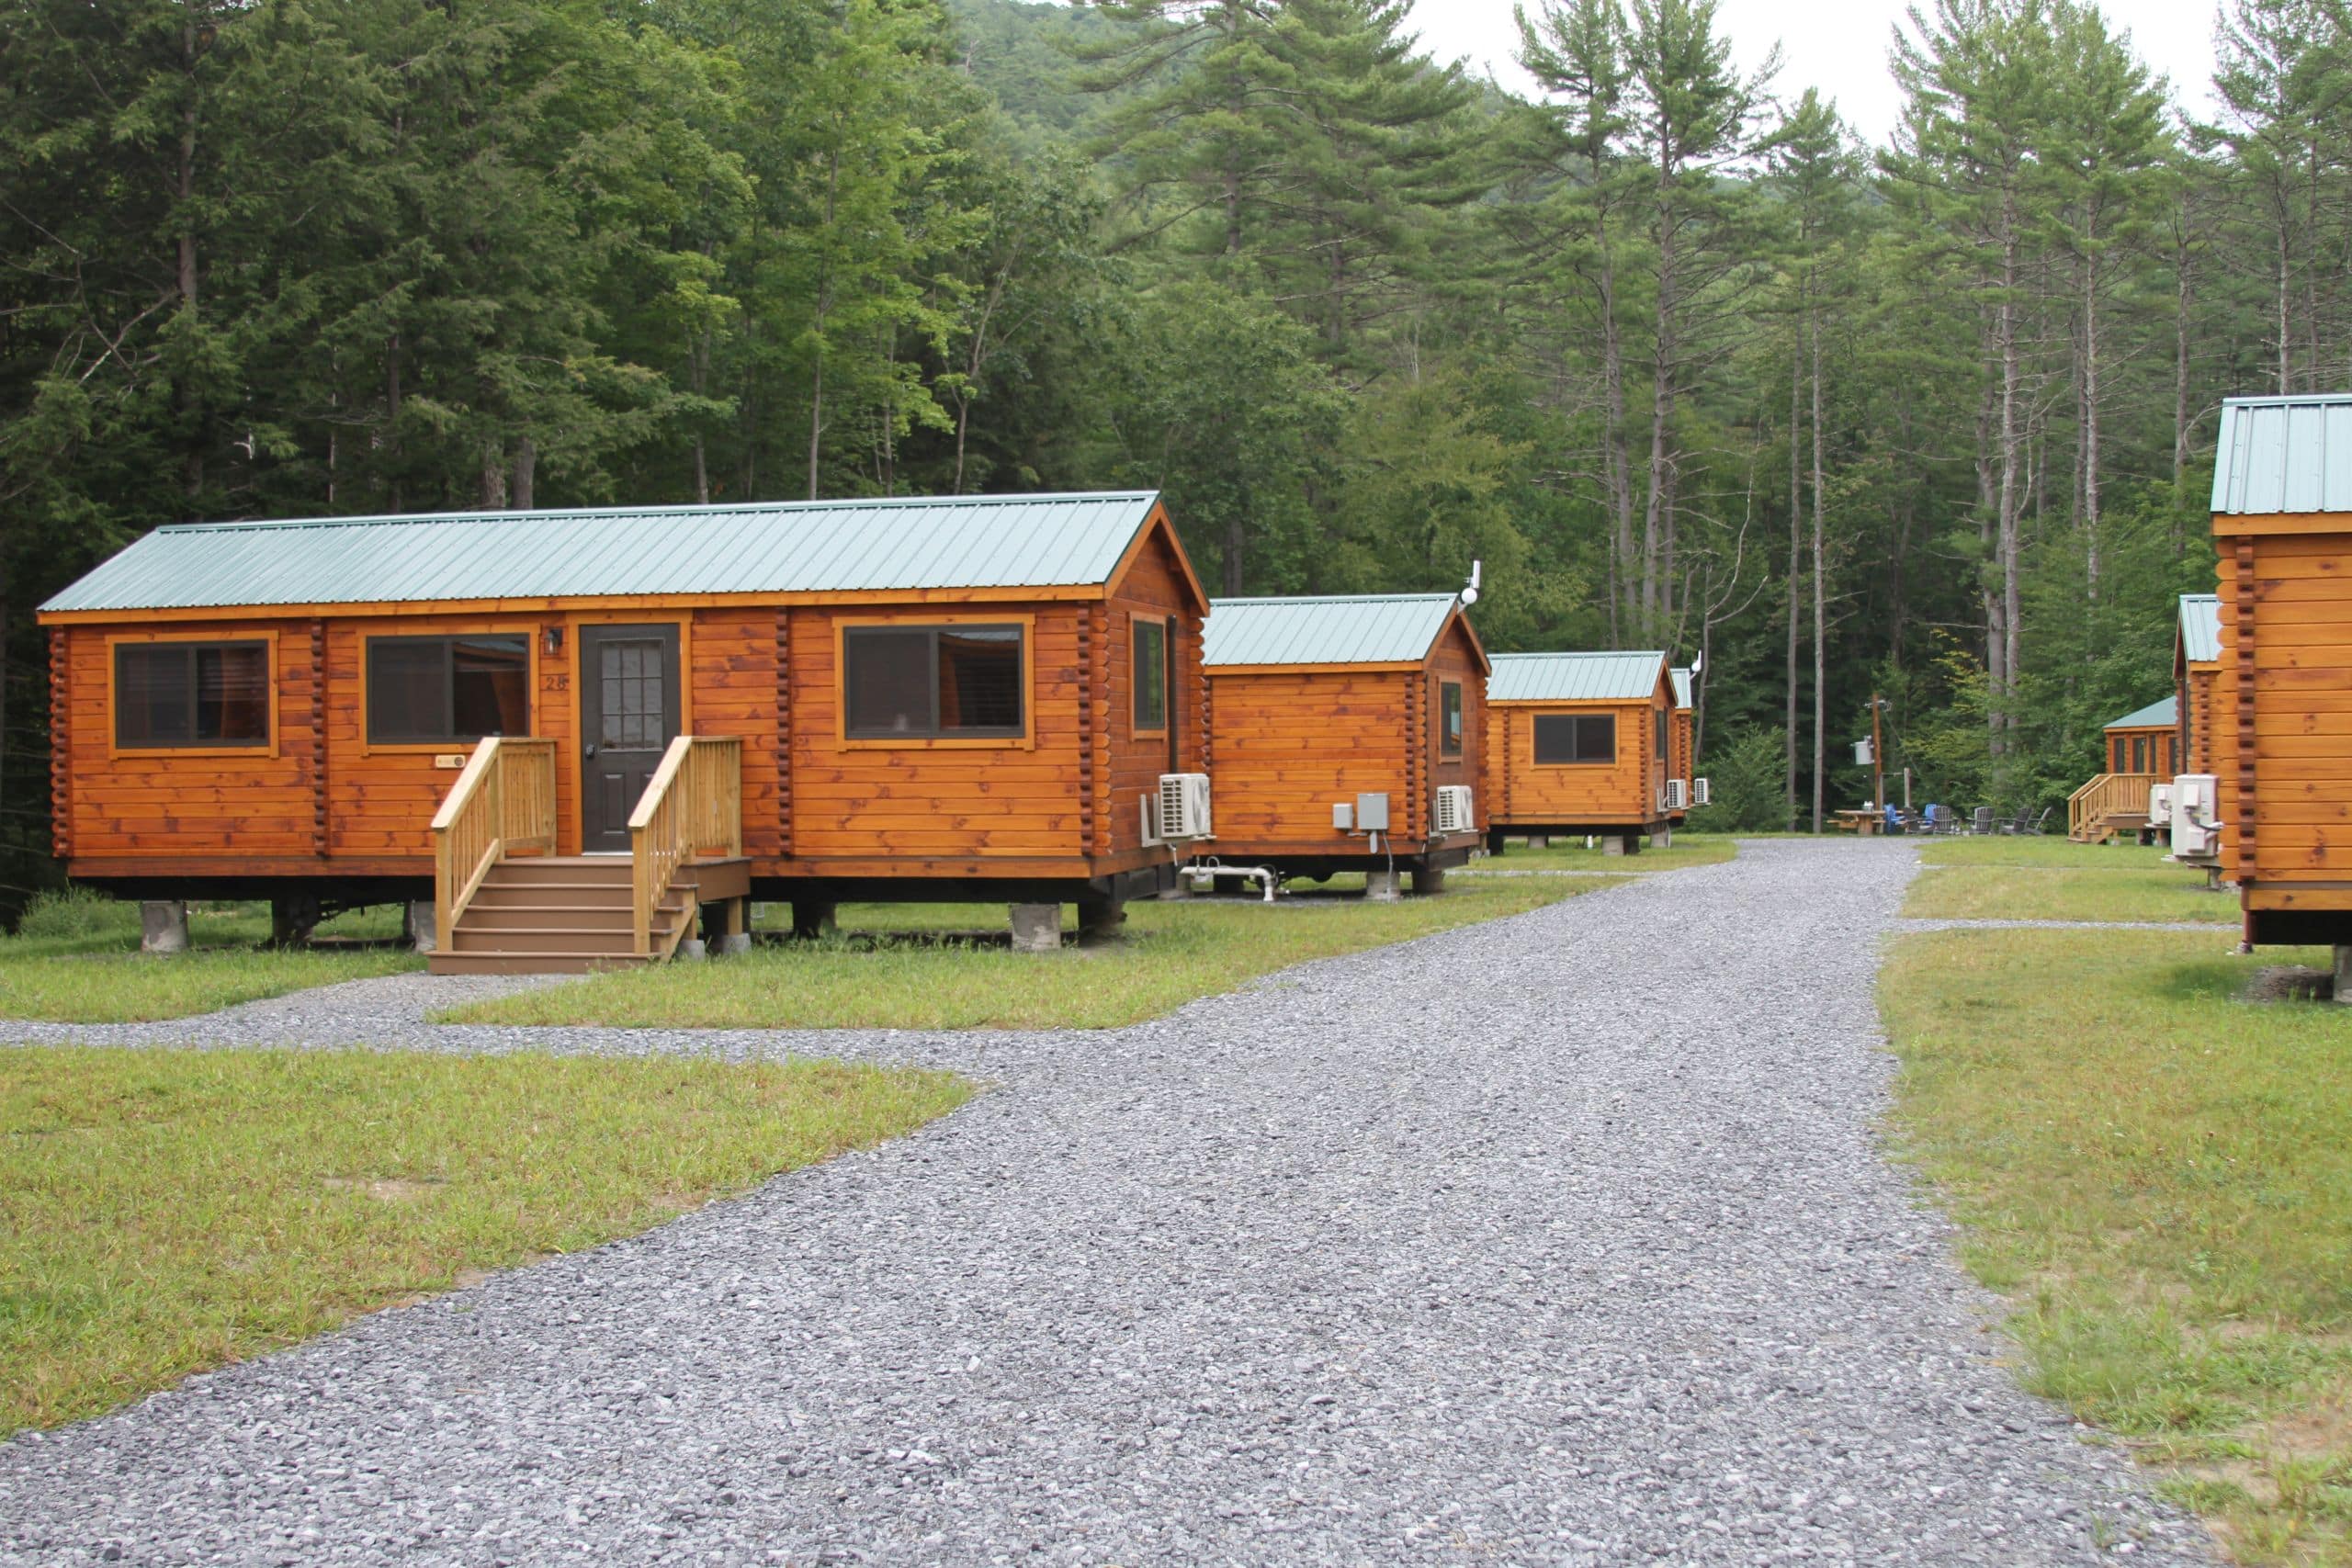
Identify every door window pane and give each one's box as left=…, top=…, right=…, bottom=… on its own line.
left=1135, top=620, right=1167, bottom=730
left=115, top=641, right=270, bottom=749
left=597, top=638, right=664, bottom=749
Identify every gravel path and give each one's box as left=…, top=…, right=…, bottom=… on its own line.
left=0, top=839, right=2211, bottom=1566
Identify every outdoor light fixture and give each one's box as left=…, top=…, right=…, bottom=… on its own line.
left=543, top=626, right=564, bottom=656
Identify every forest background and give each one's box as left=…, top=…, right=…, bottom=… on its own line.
left=0, top=0, right=2333, bottom=908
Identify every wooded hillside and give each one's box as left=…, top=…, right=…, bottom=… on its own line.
left=0, top=0, right=2330, bottom=907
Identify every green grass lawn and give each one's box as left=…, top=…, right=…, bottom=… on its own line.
left=1883, top=928, right=2352, bottom=1564
left=1905, top=838, right=2233, bottom=925
left=0, top=895, right=422, bottom=1023
left=445, top=875, right=1621, bottom=1032
left=1472, top=833, right=1738, bottom=874
left=0, top=1045, right=968, bottom=1436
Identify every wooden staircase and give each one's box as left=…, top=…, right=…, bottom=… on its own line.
left=426, top=734, right=747, bottom=976
left=427, top=857, right=685, bottom=975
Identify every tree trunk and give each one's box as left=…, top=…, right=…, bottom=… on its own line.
left=1223, top=513, right=1244, bottom=595
left=1810, top=299, right=1826, bottom=836
left=1598, top=210, right=1634, bottom=644
left=176, top=14, right=203, bottom=502
left=2173, top=216, right=2193, bottom=505
left=1996, top=186, right=2023, bottom=754
left=2082, top=234, right=2101, bottom=603
left=1787, top=332, right=1801, bottom=831
left=511, top=435, right=537, bottom=511
left=479, top=441, right=507, bottom=510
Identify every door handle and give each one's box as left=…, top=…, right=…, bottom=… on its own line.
left=584, top=744, right=598, bottom=759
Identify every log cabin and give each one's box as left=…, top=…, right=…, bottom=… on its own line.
left=2175, top=592, right=2222, bottom=777
left=1481, top=650, right=1675, bottom=855
left=2106, top=697, right=2180, bottom=779
left=40, top=491, right=1209, bottom=970
left=2210, top=392, right=2352, bottom=954
left=2067, top=696, right=2177, bottom=841
left=1199, top=592, right=1487, bottom=894
left=1668, top=667, right=1697, bottom=826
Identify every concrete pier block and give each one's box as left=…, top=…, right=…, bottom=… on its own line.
left=140, top=900, right=188, bottom=954
left=715, top=932, right=752, bottom=956
left=1600, top=836, right=1625, bottom=857
left=677, top=938, right=708, bottom=962
left=405, top=900, right=438, bottom=954
left=2335, top=946, right=2352, bottom=1005
left=1077, top=897, right=1125, bottom=942
left=1365, top=869, right=1403, bottom=902
left=1409, top=864, right=1446, bottom=896
left=1652, top=829, right=1673, bottom=850
left=790, top=901, right=838, bottom=940
left=1525, top=835, right=1549, bottom=850
left=1010, top=903, right=1063, bottom=953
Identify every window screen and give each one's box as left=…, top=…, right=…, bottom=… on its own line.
left=1532, top=713, right=1615, bottom=764
left=115, top=641, right=271, bottom=749
left=845, top=625, right=1025, bottom=739
left=367, top=636, right=528, bottom=743
left=1441, top=682, right=1463, bottom=754
left=1135, top=619, right=1168, bottom=730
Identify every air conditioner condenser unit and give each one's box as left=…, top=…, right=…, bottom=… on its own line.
left=1432, top=784, right=1476, bottom=837
left=2146, top=782, right=2176, bottom=829
left=2170, top=773, right=2220, bottom=861
left=1692, top=777, right=1712, bottom=807
left=1157, top=773, right=1213, bottom=840
left=1662, top=778, right=1690, bottom=812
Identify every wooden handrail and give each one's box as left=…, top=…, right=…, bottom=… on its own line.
left=2067, top=772, right=2156, bottom=840
left=627, top=736, right=743, bottom=957
left=431, top=737, right=558, bottom=938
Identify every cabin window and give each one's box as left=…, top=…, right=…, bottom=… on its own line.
left=1441, top=682, right=1464, bottom=754
left=1134, top=619, right=1168, bottom=731
left=2132, top=735, right=2150, bottom=773
left=1532, top=713, right=1614, bottom=765
left=366, top=635, right=530, bottom=744
left=844, top=624, right=1024, bottom=739
left=2112, top=737, right=2128, bottom=773
left=114, top=640, right=271, bottom=749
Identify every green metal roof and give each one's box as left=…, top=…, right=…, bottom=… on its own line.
left=1671, top=667, right=1692, bottom=708
left=1488, top=650, right=1668, bottom=703
left=2178, top=593, right=2222, bottom=664
left=2106, top=695, right=2177, bottom=731
left=40, top=492, right=1168, bottom=614
left=2213, top=395, right=2352, bottom=514
left=1202, top=593, right=1464, bottom=668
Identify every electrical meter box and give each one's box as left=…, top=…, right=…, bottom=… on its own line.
left=1354, top=792, right=1390, bottom=832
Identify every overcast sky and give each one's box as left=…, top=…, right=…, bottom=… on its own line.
left=1404, top=0, right=2227, bottom=142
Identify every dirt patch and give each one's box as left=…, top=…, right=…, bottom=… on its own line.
left=2244, top=965, right=2334, bottom=1005
left=322, top=1176, right=445, bottom=1202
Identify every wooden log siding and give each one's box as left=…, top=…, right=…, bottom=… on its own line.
left=774, top=608, right=792, bottom=857
left=48, top=626, right=69, bottom=861
left=2234, top=535, right=2259, bottom=878
left=309, top=620, right=330, bottom=857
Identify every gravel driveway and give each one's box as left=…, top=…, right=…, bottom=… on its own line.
left=0, top=839, right=2211, bottom=1565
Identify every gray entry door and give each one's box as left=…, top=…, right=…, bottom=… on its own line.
left=580, top=624, right=682, bottom=853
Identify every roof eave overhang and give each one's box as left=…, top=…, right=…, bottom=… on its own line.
left=37, top=581, right=1125, bottom=625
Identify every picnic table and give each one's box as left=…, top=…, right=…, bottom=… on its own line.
left=1831, top=808, right=1883, bottom=836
